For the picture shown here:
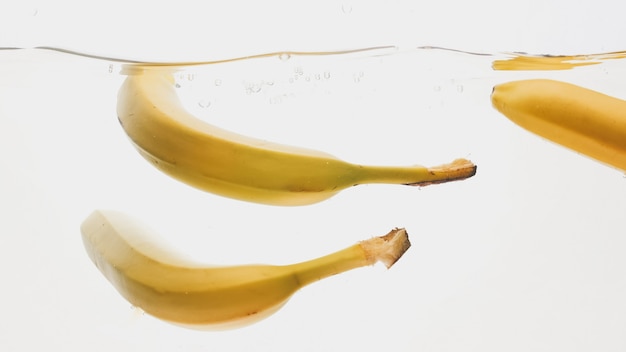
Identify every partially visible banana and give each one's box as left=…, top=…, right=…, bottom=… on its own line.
left=81, top=210, right=411, bottom=330
left=117, top=70, right=476, bottom=206
left=491, top=79, right=626, bottom=171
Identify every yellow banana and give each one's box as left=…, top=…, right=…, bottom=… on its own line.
left=81, top=210, right=411, bottom=330
left=491, top=79, right=626, bottom=171
left=117, top=70, right=476, bottom=206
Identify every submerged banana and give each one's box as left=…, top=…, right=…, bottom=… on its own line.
left=81, top=210, right=411, bottom=329
left=491, top=79, right=626, bottom=171
left=117, top=70, right=476, bottom=206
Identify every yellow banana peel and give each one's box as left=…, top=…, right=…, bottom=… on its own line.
left=117, top=70, right=476, bottom=206
left=81, top=210, right=411, bottom=330
left=491, top=79, right=626, bottom=171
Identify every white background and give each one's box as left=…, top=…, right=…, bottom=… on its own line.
left=1, top=1, right=626, bottom=351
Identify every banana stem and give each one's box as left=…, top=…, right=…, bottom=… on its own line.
left=358, top=158, right=477, bottom=187
left=290, top=228, right=410, bottom=287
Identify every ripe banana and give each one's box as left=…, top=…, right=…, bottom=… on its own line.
left=491, top=79, right=626, bottom=171
left=81, top=209, right=411, bottom=330
left=117, top=70, right=476, bottom=206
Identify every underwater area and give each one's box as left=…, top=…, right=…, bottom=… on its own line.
left=1, top=1, right=626, bottom=351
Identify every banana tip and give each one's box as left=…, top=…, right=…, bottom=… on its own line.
left=361, top=228, right=411, bottom=269
left=407, top=158, right=477, bottom=187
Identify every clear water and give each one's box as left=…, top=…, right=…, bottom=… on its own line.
left=2, top=45, right=625, bottom=199
left=7, top=45, right=620, bottom=155
left=2, top=44, right=625, bottom=196
left=2, top=45, right=626, bottom=351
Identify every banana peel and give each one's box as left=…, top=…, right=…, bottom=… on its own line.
left=492, top=79, right=626, bottom=171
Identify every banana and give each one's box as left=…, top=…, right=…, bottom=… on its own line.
left=117, top=69, right=476, bottom=206
left=491, top=79, right=626, bottom=171
left=81, top=209, right=411, bottom=330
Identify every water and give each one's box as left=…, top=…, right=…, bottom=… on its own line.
left=3, top=46, right=623, bottom=87
left=3, top=45, right=626, bottom=352
left=2, top=44, right=625, bottom=174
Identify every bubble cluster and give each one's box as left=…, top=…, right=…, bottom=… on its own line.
left=245, top=83, right=263, bottom=94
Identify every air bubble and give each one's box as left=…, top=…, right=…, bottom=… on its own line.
left=214, top=79, right=222, bottom=86
left=341, top=4, right=353, bottom=14
left=245, top=82, right=262, bottom=94
left=108, top=64, right=114, bottom=74
left=324, top=71, right=331, bottom=79
left=457, top=85, right=464, bottom=93
left=279, top=53, right=291, bottom=61
left=294, top=66, right=304, bottom=76
left=433, top=85, right=441, bottom=92
left=130, top=305, right=145, bottom=315
left=198, top=99, right=211, bottom=108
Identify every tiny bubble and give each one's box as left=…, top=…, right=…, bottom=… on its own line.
left=457, top=85, right=464, bottom=93
left=108, top=64, right=114, bottom=73
left=186, top=73, right=195, bottom=81
left=305, top=76, right=311, bottom=82
left=214, top=79, right=222, bottom=86
left=433, top=85, right=441, bottom=92
left=130, top=305, right=145, bottom=315
left=265, top=80, right=274, bottom=86
left=175, top=83, right=181, bottom=88
left=324, top=71, right=331, bottom=79
left=314, top=73, right=321, bottom=80
left=294, top=66, right=304, bottom=75
left=198, top=99, right=211, bottom=108
left=245, top=83, right=262, bottom=94
left=279, top=53, right=291, bottom=61
left=341, top=4, right=353, bottom=14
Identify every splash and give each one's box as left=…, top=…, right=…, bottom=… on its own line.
left=492, top=51, right=626, bottom=71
